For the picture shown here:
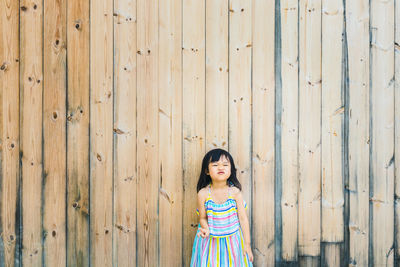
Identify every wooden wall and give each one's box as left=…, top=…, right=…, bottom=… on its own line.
left=0, top=0, right=399, bottom=266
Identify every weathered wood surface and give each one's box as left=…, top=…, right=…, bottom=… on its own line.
left=0, top=0, right=399, bottom=266
left=158, top=0, right=183, bottom=265
left=298, top=0, right=322, bottom=259
left=90, top=0, right=114, bottom=265
left=395, top=0, right=400, bottom=265
left=0, top=0, right=20, bottom=266
left=136, top=0, right=159, bottom=265
left=252, top=0, right=275, bottom=265
left=321, top=0, right=344, bottom=265
left=346, top=0, right=370, bottom=265
left=182, top=1, right=206, bottom=266
left=66, top=0, right=90, bottom=266
left=280, top=0, right=299, bottom=263
left=113, top=0, right=137, bottom=265
left=43, top=0, right=67, bottom=265
left=19, top=0, right=44, bottom=265
left=205, top=0, right=228, bottom=152
left=370, top=0, right=395, bottom=265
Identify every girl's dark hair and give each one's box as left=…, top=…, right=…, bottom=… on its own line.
left=196, top=148, right=242, bottom=193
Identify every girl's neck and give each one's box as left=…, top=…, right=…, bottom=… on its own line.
left=210, top=180, right=228, bottom=190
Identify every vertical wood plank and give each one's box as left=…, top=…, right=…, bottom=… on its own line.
left=19, top=0, right=44, bottom=265
left=182, top=0, right=206, bottom=265
left=66, top=0, right=90, bottom=265
left=43, top=0, right=67, bottom=265
left=395, top=0, right=400, bottom=263
left=0, top=0, right=20, bottom=265
left=158, top=0, right=183, bottom=265
left=90, top=0, right=114, bottom=264
left=205, top=0, right=228, bottom=151
left=321, top=0, right=344, bottom=242
left=229, top=0, right=252, bottom=225
left=137, top=0, right=159, bottom=265
left=280, top=0, right=299, bottom=262
left=321, top=0, right=344, bottom=264
left=370, top=0, right=395, bottom=265
left=346, top=0, right=370, bottom=265
left=113, top=0, right=137, bottom=266
left=299, top=256, right=320, bottom=267
left=322, top=243, right=341, bottom=266
left=252, top=0, right=275, bottom=265
left=298, top=0, right=322, bottom=259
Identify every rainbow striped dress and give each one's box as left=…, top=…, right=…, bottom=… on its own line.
left=190, top=183, right=253, bottom=267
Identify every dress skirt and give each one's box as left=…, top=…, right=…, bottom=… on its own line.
left=190, top=225, right=253, bottom=267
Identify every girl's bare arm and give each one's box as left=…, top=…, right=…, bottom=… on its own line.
left=234, top=190, right=251, bottom=246
left=197, top=189, right=209, bottom=230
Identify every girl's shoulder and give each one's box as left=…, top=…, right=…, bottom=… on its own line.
left=229, top=185, right=241, bottom=199
left=197, top=186, right=210, bottom=201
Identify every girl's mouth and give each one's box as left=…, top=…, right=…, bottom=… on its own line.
left=218, top=172, right=224, bottom=174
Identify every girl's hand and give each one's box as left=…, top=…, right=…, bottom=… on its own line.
left=197, top=227, right=210, bottom=238
left=244, top=243, right=253, bottom=262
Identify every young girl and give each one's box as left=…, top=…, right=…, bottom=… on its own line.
left=190, top=148, right=254, bottom=266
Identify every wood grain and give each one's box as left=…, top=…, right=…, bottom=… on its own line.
left=43, top=0, right=67, bottom=265
left=158, top=0, right=183, bottom=265
left=182, top=0, right=206, bottom=265
left=0, top=0, right=20, bottom=265
left=20, top=0, right=44, bottom=265
left=280, top=0, right=299, bottom=262
left=136, top=0, right=159, bottom=265
left=113, top=0, right=137, bottom=265
left=90, top=0, right=114, bottom=265
left=370, top=0, right=395, bottom=265
left=298, top=0, right=322, bottom=258
left=66, top=0, right=90, bottom=265
left=346, top=0, right=370, bottom=265
left=252, top=0, right=275, bottom=265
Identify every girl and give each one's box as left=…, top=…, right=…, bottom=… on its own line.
left=190, top=148, right=254, bottom=266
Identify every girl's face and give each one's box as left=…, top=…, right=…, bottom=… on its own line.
left=206, top=155, right=231, bottom=183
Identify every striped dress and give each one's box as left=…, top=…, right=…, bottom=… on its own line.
left=190, top=183, right=253, bottom=267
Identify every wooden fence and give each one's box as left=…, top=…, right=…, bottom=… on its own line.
left=0, top=0, right=399, bottom=266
